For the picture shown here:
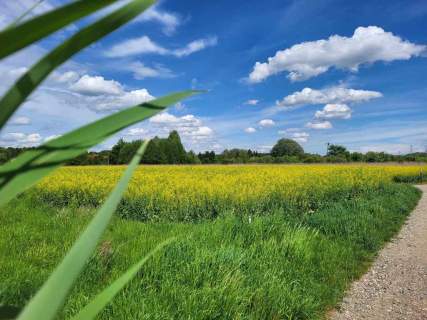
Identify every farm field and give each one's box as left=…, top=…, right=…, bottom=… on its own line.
left=0, top=164, right=425, bottom=319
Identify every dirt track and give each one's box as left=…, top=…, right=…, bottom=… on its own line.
left=331, top=185, right=427, bottom=320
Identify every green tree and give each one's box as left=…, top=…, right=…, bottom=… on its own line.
left=271, top=139, right=304, bottom=157
left=327, top=144, right=348, bottom=157
left=110, top=139, right=126, bottom=164
left=186, top=150, right=201, bottom=164
left=118, top=140, right=143, bottom=164
left=165, top=130, right=187, bottom=164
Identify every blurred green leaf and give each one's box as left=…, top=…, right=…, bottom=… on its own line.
left=0, top=90, right=201, bottom=207
left=17, top=139, right=150, bottom=320
left=0, top=0, right=120, bottom=54
left=70, top=238, right=175, bottom=320
left=5, top=0, right=46, bottom=29
left=0, top=0, right=156, bottom=129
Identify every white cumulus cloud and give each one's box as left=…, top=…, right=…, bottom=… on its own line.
left=277, top=86, right=383, bottom=107
left=249, top=26, right=426, bottom=82
left=94, top=89, right=154, bottom=111
left=315, top=104, right=352, bottom=119
left=244, top=127, right=257, bottom=133
left=126, top=128, right=146, bottom=136
left=259, top=119, right=275, bottom=127
left=290, top=132, right=310, bottom=143
left=53, top=71, right=80, bottom=83
left=306, top=121, right=332, bottom=130
left=149, top=112, right=213, bottom=141
left=1, top=132, right=42, bottom=146
left=245, top=99, right=259, bottom=106
left=70, top=75, right=123, bottom=96
left=67, top=74, right=154, bottom=111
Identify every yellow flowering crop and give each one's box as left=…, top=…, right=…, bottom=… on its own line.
left=33, top=164, right=426, bottom=221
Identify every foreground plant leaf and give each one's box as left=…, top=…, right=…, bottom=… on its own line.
left=70, top=238, right=175, bottom=320
left=0, top=0, right=120, bottom=55
left=0, top=0, right=156, bottom=129
left=17, top=140, right=149, bottom=320
left=0, top=90, right=201, bottom=207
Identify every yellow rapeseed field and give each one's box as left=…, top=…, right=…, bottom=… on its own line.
left=34, top=164, right=426, bottom=221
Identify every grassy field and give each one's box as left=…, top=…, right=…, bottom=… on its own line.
left=0, top=165, right=425, bottom=319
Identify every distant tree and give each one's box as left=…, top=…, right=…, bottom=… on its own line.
left=142, top=137, right=167, bottom=164
left=165, top=130, right=187, bottom=164
left=302, top=153, right=324, bottom=163
left=198, top=151, right=216, bottom=164
left=110, top=138, right=125, bottom=164
left=350, top=152, right=364, bottom=162
left=271, top=139, right=304, bottom=157
left=186, top=150, right=201, bottom=164
left=221, top=149, right=250, bottom=163
left=118, top=140, right=142, bottom=164
left=365, top=151, right=378, bottom=163
left=327, top=144, right=349, bottom=158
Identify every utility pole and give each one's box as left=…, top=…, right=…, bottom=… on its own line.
left=326, top=142, right=330, bottom=155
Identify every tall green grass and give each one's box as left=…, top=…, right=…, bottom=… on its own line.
left=0, top=184, right=421, bottom=319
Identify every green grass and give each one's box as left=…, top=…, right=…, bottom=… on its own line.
left=0, top=184, right=421, bottom=319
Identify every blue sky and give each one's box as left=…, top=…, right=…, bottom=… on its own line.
left=0, top=0, right=426, bottom=154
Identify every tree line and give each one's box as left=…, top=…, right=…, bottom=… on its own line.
left=0, top=132, right=426, bottom=165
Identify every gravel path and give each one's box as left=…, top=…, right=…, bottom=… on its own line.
left=331, top=185, right=427, bottom=320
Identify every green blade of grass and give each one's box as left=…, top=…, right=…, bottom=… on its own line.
left=0, top=0, right=121, bottom=58
left=17, top=139, right=149, bottom=320
left=0, top=90, right=201, bottom=207
left=5, top=0, right=46, bottom=29
left=70, top=238, right=175, bottom=320
left=0, top=0, right=156, bottom=129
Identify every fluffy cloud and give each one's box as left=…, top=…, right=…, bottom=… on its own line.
left=149, top=112, right=213, bottom=141
left=277, top=86, right=382, bottom=107
left=70, top=75, right=123, bottom=96
left=106, top=36, right=168, bottom=58
left=105, top=35, right=217, bottom=58
left=249, top=26, right=425, bottom=82
left=258, top=119, right=275, bottom=127
left=53, top=71, right=80, bottom=83
left=290, top=132, right=309, bottom=143
left=94, top=89, right=154, bottom=111
left=244, top=127, right=257, bottom=133
left=67, top=74, right=154, bottom=111
left=1, top=132, right=42, bottom=146
left=245, top=99, right=259, bottom=106
left=278, top=129, right=309, bottom=143
left=9, top=116, right=31, bottom=125
left=128, top=61, right=175, bottom=79
left=315, top=104, right=352, bottom=119
left=126, top=128, right=146, bottom=136
left=306, top=121, right=332, bottom=130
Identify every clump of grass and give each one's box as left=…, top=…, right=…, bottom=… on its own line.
left=0, top=183, right=420, bottom=319
left=393, top=172, right=426, bottom=184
